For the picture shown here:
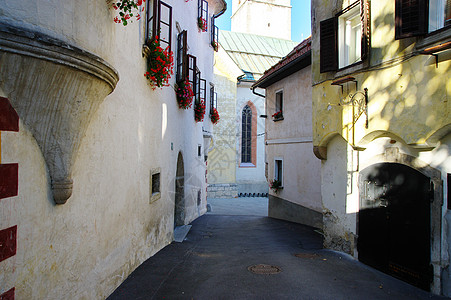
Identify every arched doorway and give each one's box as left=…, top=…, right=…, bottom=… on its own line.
left=174, top=152, right=185, bottom=228
left=358, top=163, right=432, bottom=290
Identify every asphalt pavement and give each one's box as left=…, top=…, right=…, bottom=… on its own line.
left=108, top=197, right=448, bottom=299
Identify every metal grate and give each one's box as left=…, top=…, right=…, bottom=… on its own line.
left=247, top=264, right=281, bottom=275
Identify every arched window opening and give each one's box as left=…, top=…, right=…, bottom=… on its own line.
left=241, top=105, right=252, bottom=163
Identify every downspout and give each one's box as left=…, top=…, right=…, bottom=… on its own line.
left=252, top=86, right=265, bottom=98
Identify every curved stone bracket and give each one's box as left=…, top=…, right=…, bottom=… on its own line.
left=0, top=22, right=119, bottom=204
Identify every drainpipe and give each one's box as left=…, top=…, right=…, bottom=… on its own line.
left=252, top=86, right=265, bottom=98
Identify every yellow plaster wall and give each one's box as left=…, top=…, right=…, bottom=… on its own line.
left=312, top=0, right=451, bottom=149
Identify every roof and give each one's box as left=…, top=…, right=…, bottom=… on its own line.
left=252, top=37, right=311, bottom=89
left=219, top=30, right=298, bottom=79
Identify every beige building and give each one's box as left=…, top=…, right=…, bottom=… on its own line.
left=208, top=0, right=297, bottom=198
left=252, top=37, right=322, bottom=229
left=311, top=0, right=450, bottom=294
left=0, top=0, right=225, bottom=298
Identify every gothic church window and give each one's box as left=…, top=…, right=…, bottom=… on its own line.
left=241, top=105, right=252, bottom=163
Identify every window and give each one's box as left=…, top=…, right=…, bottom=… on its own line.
left=320, top=0, right=369, bottom=72
left=211, top=16, right=219, bottom=50
left=188, top=54, right=197, bottom=96
left=275, top=159, right=283, bottom=187
left=176, top=30, right=188, bottom=83
left=210, top=84, right=217, bottom=113
left=198, top=77, right=206, bottom=104
left=241, top=105, right=252, bottom=163
left=338, top=4, right=362, bottom=68
left=198, top=0, right=208, bottom=32
left=146, top=0, right=172, bottom=51
left=395, top=0, right=451, bottom=39
left=150, top=168, right=161, bottom=203
left=275, top=91, right=283, bottom=113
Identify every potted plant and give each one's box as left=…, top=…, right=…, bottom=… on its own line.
left=211, top=41, right=219, bottom=52
left=144, top=36, right=174, bottom=89
left=198, top=17, right=207, bottom=32
left=176, top=79, right=194, bottom=109
left=269, top=179, right=282, bottom=193
left=272, top=111, right=283, bottom=121
left=194, top=100, right=206, bottom=122
left=210, top=107, right=220, bottom=124
left=111, top=0, right=145, bottom=26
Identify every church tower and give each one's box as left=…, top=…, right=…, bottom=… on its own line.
left=231, top=0, right=291, bottom=40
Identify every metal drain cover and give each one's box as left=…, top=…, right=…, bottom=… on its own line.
left=248, top=264, right=282, bottom=275
left=294, top=253, right=320, bottom=259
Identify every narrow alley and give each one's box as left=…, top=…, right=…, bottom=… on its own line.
left=108, top=198, right=446, bottom=300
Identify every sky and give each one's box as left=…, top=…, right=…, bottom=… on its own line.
left=215, top=0, right=311, bottom=42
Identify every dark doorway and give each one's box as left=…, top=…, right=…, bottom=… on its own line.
left=175, top=152, right=185, bottom=228
left=358, top=163, right=432, bottom=291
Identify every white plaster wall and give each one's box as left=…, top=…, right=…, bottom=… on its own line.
left=265, top=65, right=321, bottom=212
left=0, top=0, right=219, bottom=298
left=235, top=82, right=267, bottom=185
left=231, top=0, right=291, bottom=39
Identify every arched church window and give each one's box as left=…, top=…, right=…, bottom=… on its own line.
left=241, top=105, right=252, bottom=163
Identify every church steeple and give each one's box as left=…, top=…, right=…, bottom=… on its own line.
left=231, top=0, right=292, bottom=40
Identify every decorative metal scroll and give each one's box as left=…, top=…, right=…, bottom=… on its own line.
left=339, top=88, right=368, bottom=129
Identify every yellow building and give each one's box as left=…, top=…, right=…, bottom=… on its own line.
left=311, top=0, right=450, bottom=294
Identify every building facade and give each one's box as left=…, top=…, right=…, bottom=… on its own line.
left=311, top=0, right=450, bottom=294
left=207, top=0, right=297, bottom=198
left=0, top=0, right=225, bottom=298
left=253, top=38, right=323, bottom=228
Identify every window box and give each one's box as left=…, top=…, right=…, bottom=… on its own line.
left=272, top=111, right=283, bottom=121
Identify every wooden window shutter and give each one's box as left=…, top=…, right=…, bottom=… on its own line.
left=176, top=30, right=188, bottom=83
left=320, top=17, right=338, bottom=73
left=360, top=0, right=370, bottom=61
left=395, top=0, right=427, bottom=39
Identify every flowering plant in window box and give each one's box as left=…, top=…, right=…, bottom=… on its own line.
left=176, top=79, right=194, bottom=109
left=210, top=107, right=220, bottom=124
left=194, top=100, right=206, bottom=122
left=198, top=17, right=207, bottom=32
left=110, top=0, right=145, bottom=26
left=211, top=41, right=219, bottom=52
left=144, top=36, right=174, bottom=89
left=272, top=111, right=283, bottom=121
left=269, top=179, right=282, bottom=193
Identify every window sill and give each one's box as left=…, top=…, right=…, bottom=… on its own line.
left=416, top=27, right=451, bottom=50
left=150, top=192, right=161, bottom=203
left=239, top=163, right=256, bottom=168
left=335, top=60, right=365, bottom=78
left=273, top=117, right=284, bottom=122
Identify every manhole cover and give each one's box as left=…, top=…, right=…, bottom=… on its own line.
left=294, top=253, right=320, bottom=259
left=248, top=264, right=282, bottom=275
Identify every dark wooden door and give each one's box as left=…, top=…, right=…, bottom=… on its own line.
left=358, top=163, right=431, bottom=290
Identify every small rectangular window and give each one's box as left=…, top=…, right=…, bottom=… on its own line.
left=210, top=84, right=217, bottom=113
left=150, top=169, right=161, bottom=203
left=199, top=78, right=206, bottom=104
left=198, top=144, right=202, bottom=157
left=198, top=0, right=208, bottom=32
left=429, top=0, right=451, bottom=32
left=275, top=91, right=283, bottom=112
left=275, top=159, right=283, bottom=187
left=338, top=4, right=362, bottom=68
left=195, top=68, right=202, bottom=103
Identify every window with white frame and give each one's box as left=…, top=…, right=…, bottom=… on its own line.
left=320, top=0, right=370, bottom=72
left=338, top=4, right=362, bottom=68
left=428, top=0, right=451, bottom=32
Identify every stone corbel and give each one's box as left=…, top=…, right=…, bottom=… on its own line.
left=313, top=146, right=327, bottom=160
left=0, top=22, right=119, bottom=204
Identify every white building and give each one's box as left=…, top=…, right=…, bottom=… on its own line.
left=0, top=0, right=225, bottom=298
